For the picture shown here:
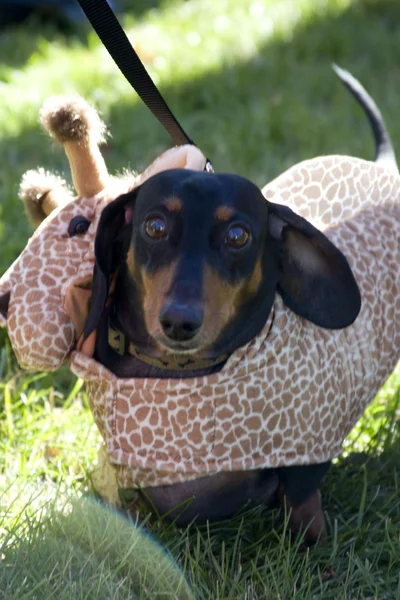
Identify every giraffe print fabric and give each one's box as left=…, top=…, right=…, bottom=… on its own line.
left=1, top=147, right=399, bottom=489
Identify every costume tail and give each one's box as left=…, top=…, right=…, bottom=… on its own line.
left=333, top=64, right=398, bottom=175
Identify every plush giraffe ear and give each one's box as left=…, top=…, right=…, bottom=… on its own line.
left=267, top=202, right=361, bottom=329
left=19, top=168, right=73, bottom=226
left=84, top=187, right=140, bottom=339
left=0, top=170, right=74, bottom=323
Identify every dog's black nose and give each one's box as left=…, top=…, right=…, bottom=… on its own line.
left=160, top=303, right=203, bottom=341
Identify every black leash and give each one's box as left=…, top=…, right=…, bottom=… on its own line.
left=76, top=0, right=212, bottom=170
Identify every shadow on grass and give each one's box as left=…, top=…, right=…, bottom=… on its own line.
left=0, top=0, right=178, bottom=72
left=0, top=17, right=88, bottom=71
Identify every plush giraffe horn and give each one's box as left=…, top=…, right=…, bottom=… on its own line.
left=19, top=168, right=73, bottom=226
left=40, top=95, right=109, bottom=197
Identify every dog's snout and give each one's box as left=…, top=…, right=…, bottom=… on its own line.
left=160, top=303, right=203, bottom=341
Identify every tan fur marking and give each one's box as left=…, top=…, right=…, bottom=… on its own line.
left=164, top=197, right=183, bottom=212
left=215, top=205, right=235, bottom=221
left=246, top=259, right=262, bottom=296
left=141, top=260, right=179, bottom=338
left=279, top=487, right=327, bottom=545
left=202, top=266, right=241, bottom=344
left=200, top=260, right=262, bottom=347
left=138, top=258, right=261, bottom=353
left=126, top=245, right=137, bottom=277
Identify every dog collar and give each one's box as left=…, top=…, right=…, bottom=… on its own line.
left=107, top=323, right=228, bottom=371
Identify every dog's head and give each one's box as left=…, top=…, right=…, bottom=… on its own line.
left=85, top=168, right=361, bottom=360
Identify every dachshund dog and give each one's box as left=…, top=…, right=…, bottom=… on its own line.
left=86, top=156, right=360, bottom=542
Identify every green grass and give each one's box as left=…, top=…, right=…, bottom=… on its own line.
left=1, top=493, right=195, bottom=599
left=1, top=0, right=400, bottom=597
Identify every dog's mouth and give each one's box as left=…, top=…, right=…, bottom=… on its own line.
left=151, top=333, right=228, bottom=371
left=154, top=335, right=205, bottom=356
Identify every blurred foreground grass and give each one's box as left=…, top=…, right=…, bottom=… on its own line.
left=1, top=0, right=400, bottom=597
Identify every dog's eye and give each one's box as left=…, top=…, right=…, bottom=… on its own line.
left=145, top=217, right=167, bottom=240
left=225, top=225, right=250, bottom=249
left=68, top=215, right=91, bottom=237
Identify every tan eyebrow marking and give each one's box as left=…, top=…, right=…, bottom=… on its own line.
left=126, top=244, right=136, bottom=276
left=215, top=205, right=235, bottom=221
left=164, top=196, right=183, bottom=212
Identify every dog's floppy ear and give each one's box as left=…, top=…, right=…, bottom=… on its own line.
left=84, top=188, right=139, bottom=338
left=267, top=202, right=361, bottom=329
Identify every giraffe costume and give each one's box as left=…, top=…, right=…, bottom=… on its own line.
left=0, top=71, right=399, bottom=506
